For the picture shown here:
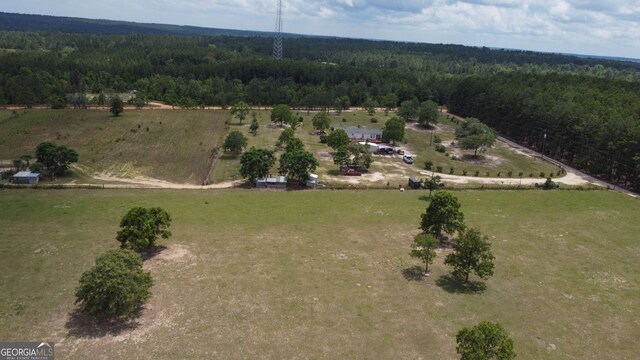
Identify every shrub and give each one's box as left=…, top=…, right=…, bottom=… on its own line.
left=75, top=249, right=153, bottom=319
left=475, top=170, right=480, bottom=177
left=433, top=135, right=442, bottom=144
left=319, top=134, right=328, bottom=143
left=435, top=144, right=446, bottom=153
left=462, top=169, right=468, bottom=176
left=449, top=167, right=454, bottom=174
left=370, top=117, right=378, bottom=123
left=529, top=173, right=534, bottom=177
left=507, top=171, right=513, bottom=177
left=497, top=172, right=501, bottom=177
left=539, top=172, right=546, bottom=178
left=342, top=118, right=347, bottom=122
left=425, top=161, right=433, bottom=170
left=518, top=172, right=524, bottom=177
left=543, top=177, right=559, bottom=189
left=436, top=166, right=443, bottom=173
left=485, top=171, right=490, bottom=177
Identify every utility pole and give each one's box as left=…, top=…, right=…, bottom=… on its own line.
left=541, top=130, right=547, bottom=159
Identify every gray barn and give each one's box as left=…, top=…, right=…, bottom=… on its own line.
left=11, top=171, right=40, bottom=184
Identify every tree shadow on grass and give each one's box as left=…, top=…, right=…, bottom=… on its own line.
left=139, top=245, right=168, bottom=261
left=435, top=274, right=486, bottom=294
left=65, top=308, right=142, bottom=339
left=401, top=265, right=425, bottom=281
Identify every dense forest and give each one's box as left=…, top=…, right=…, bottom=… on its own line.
left=0, top=12, right=638, bottom=190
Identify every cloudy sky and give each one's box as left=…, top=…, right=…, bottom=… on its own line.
left=3, top=0, right=640, bottom=59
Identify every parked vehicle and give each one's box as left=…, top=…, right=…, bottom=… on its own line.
left=340, top=164, right=363, bottom=176
left=403, top=154, right=414, bottom=164
left=408, top=177, right=421, bottom=189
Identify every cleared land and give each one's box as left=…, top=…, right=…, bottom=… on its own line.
left=0, top=108, right=562, bottom=187
left=213, top=110, right=561, bottom=186
left=0, top=189, right=638, bottom=359
left=0, top=109, right=227, bottom=184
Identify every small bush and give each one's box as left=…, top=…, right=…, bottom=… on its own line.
left=451, top=155, right=459, bottom=160
left=508, top=171, right=513, bottom=177
left=497, top=172, right=501, bottom=177
left=145, top=127, right=149, bottom=132
left=342, top=118, right=347, bottom=122
left=539, top=172, right=545, bottom=178
left=434, top=135, right=442, bottom=144
left=529, top=173, right=534, bottom=177
left=543, top=177, right=559, bottom=189
left=475, top=170, right=480, bottom=177
left=462, top=169, right=468, bottom=176
left=436, top=166, right=443, bottom=173
left=319, top=134, right=328, bottom=144
left=518, top=172, right=524, bottom=177
left=449, top=167, right=454, bottom=174
left=425, top=161, right=433, bottom=170
left=435, top=144, right=446, bottom=153
left=370, top=117, right=378, bottom=123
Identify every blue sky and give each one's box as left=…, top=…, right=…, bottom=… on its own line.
left=3, top=0, right=640, bottom=59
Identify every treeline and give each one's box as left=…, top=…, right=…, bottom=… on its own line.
left=449, top=73, right=640, bottom=189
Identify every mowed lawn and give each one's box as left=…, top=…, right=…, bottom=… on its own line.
left=0, top=189, right=638, bottom=359
left=0, top=109, right=228, bottom=184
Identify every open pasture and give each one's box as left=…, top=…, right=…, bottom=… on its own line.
left=0, top=189, right=638, bottom=359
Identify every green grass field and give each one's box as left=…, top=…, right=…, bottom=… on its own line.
left=0, top=109, right=228, bottom=184
left=0, top=189, right=637, bottom=359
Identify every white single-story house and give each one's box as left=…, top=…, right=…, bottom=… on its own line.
left=11, top=171, right=40, bottom=184
left=343, top=126, right=383, bottom=143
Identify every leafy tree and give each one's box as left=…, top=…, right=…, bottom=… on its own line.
left=312, top=111, right=331, bottom=132
left=110, top=96, right=124, bottom=116
left=364, top=98, right=377, bottom=115
left=285, top=137, right=305, bottom=153
left=456, top=321, right=516, bottom=360
left=420, top=191, right=465, bottom=239
left=116, top=207, right=172, bottom=251
left=382, top=117, right=406, bottom=145
left=424, top=175, right=443, bottom=198
left=455, top=118, right=497, bottom=156
left=239, top=147, right=276, bottom=181
left=288, top=115, right=303, bottom=130
left=381, top=93, right=398, bottom=116
left=68, top=92, right=88, bottom=109
left=398, top=98, right=420, bottom=122
left=347, top=142, right=373, bottom=169
left=445, top=228, right=495, bottom=283
left=410, top=233, right=439, bottom=273
left=223, top=130, right=248, bottom=154
left=278, top=150, right=319, bottom=182
left=230, top=101, right=250, bottom=124
left=276, top=127, right=295, bottom=147
left=75, top=249, right=153, bottom=319
left=335, top=95, right=351, bottom=114
left=326, top=129, right=350, bottom=150
left=12, top=158, right=24, bottom=172
left=333, top=145, right=351, bottom=166
left=29, top=162, right=43, bottom=173
left=249, top=118, right=259, bottom=135
left=418, top=100, right=439, bottom=128
left=271, top=104, right=293, bottom=126
left=35, top=141, right=79, bottom=177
